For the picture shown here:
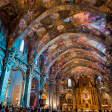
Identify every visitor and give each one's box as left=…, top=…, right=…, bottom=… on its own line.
left=9, top=105, right=14, bottom=112
left=5, top=105, right=9, bottom=112
left=34, top=107, right=37, bottom=112
left=1, top=106, right=5, bottom=112
left=18, top=107, right=22, bottom=112
left=0, top=103, right=3, bottom=110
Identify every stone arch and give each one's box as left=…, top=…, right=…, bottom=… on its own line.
left=8, top=4, right=107, bottom=51
left=6, top=69, right=24, bottom=106
left=34, top=33, right=106, bottom=63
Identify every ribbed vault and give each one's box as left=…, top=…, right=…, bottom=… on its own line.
left=22, top=5, right=111, bottom=96
left=0, top=0, right=112, bottom=109
left=35, top=33, right=107, bottom=76
left=8, top=5, right=108, bottom=51
left=6, top=4, right=111, bottom=87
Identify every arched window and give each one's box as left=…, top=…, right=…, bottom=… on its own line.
left=68, top=78, right=72, bottom=87
left=97, top=76, right=102, bottom=84
left=20, top=40, right=24, bottom=52
left=35, top=60, right=37, bottom=65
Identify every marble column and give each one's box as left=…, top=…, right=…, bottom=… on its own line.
left=20, top=81, right=25, bottom=106
left=23, top=71, right=32, bottom=107
left=51, top=85, right=53, bottom=111
left=0, top=64, right=11, bottom=103
left=0, top=50, right=5, bottom=77
left=49, top=83, right=51, bottom=111
left=56, top=88, right=57, bottom=110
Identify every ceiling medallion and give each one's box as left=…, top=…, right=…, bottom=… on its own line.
left=42, top=0, right=56, bottom=8
left=57, top=25, right=64, bottom=31
left=51, top=13, right=59, bottom=19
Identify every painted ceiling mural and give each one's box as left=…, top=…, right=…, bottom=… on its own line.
left=0, top=1, right=112, bottom=89
left=8, top=5, right=111, bottom=79
left=0, top=0, right=9, bottom=7
left=7, top=5, right=109, bottom=49
left=52, top=58, right=105, bottom=75
left=35, top=33, right=106, bottom=74
left=72, top=12, right=109, bottom=35
left=34, top=11, right=108, bottom=58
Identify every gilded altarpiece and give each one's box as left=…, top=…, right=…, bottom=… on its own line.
left=74, top=77, right=100, bottom=111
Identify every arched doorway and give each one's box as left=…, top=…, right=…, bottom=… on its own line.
left=5, top=70, right=24, bottom=106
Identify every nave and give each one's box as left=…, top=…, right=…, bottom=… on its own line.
left=0, top=0, right=112, bottom=112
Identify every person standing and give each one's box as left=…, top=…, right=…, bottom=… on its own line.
left=0, top=103, right=3, bottom=110
left=5, top=106, right=9, bottom=112
left=1, top=106, right=5, bottom=112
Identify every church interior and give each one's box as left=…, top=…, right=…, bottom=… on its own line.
left=0, top=0, right=112, bottom=111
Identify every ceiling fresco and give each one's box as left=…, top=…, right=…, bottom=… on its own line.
left=34, top=33, right=106, bottom=72
left=7, top=5, right=108, bottom=48
left=54, top=65, right=102, bottom=83
left=0, top=1, right=112, bottom=92
left=7, top=5, right=112, bottom=81
left=52, top=59, right=105, bottom=75
left=72, top=12, right=109, bottom=35
left=0, top=0, right=9, bottom=7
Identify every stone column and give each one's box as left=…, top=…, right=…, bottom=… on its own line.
left=4, top=79, right=11, bottom=104
left=56, top=86, right=57, bottom=110
left=51, top=85, right=54, bottom=111
left=0, top=63, right=11, bottom=103
left=0, top=50, right=5, bottom=77
left=23, top=69, right=33, bottom=107
left=20, top=81, right=25, bottom=106
left=36, top=79, right=40, bottom=109
left=38, top=78, right=42, bottom=99
left=38, top=77, right=42, bottom=109
left=49, top=82, right=51, bottom=111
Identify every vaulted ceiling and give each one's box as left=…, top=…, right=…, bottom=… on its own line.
left=0, top=0, right=112, bottom=94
